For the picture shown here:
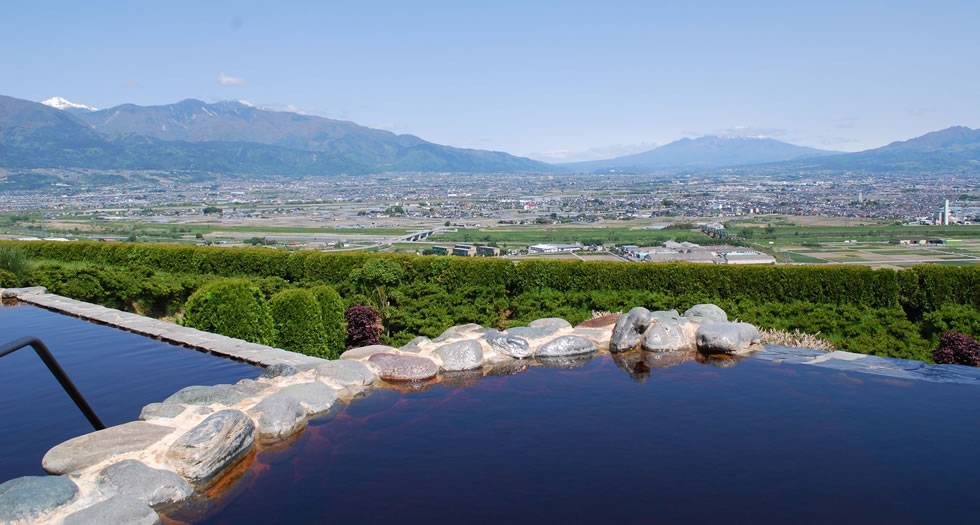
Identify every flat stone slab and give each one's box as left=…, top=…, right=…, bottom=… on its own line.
left=43, top=421, right=175, bottom=475
left=139, top=403, right=187, bottom=421
left=279, top=382, right=340, bottom=415
left=231, top=378, right=272, bottom=396
left=315, top=360, right=377, bottom=388
left=536, top=336, right=597, bottom=357
left=247, top=393, right=307, bottom=441
left=369, top=353, right=439, bottom=381
left=434, top=340, right=485, bottom=371
left=529, top=317, right=573, bottom=329
left=63, top=495, right=161, bottom=525
left=484, top=330, right=532, bottom=359
left=96, top=459, right=193, bottom=508
left=1, top=286, right=47, bottom=298
left=340, top=345, right=398, bottom=360
left=0, top=475, right=77, bottom=522
left=163, top=385, right=246, bottom=406
left=166, top=410, right=255, bottom=487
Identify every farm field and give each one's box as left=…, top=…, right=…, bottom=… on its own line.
left=772, top=240, right=980, bottom=268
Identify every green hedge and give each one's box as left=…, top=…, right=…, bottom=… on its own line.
left=182, top=279, right=275, bottom=345
left=10, top=241, right=977, bottom=312
left=310, top=285, right=346, bottom=358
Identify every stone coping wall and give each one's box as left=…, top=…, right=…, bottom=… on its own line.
left=0, top=289, right=978, bottom=524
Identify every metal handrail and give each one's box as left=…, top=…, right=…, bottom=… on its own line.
left=1, top=336, right=105, bottom=430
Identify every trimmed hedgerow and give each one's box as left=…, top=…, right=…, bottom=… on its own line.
left=345, top=305, right=382, bottom=348
left=269, top=288, right=329, bottom=357
left=182, top=279, right=275, bottom=345
left=310, top=285, right=346, bottom=359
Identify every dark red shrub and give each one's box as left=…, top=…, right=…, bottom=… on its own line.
left=345, top=305, right=382, bottom=348
left=933, top=331, right=980, bottom=366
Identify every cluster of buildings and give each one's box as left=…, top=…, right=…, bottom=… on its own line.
left=431, top=244, right=501, bottom=257
left=621, top=241, right=776, bottom=265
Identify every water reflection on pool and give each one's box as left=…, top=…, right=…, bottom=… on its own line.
left=0, top=303, right=259, bottom=480
left=183, top=351, right=980, bottom=524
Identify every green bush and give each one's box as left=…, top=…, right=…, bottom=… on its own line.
left=183, top=279, right=275, bottom=345
left=0, top=268, right=18, bottom=287
left=920, top=304, right=980, bottom=343
left=0, top=245, right=32, bottom=277
left=269, top=289, right=329, bottom=357
left=310, top=285, right=346, bottom=359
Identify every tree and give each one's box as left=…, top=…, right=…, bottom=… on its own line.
left=345, top=305, right=382, bottom=348
left=182, top=279, right=275, bottom=345
left=310, top=285, right=347, bottom=358
left=203, top=206, right=222, bottom=215
left=269, top=289, right=329, bottom=357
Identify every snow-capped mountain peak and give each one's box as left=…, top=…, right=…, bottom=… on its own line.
left=41, top=97, right=98, bottom=112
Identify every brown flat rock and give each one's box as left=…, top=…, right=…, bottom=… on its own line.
left=576, top=314, right=621, bottom=328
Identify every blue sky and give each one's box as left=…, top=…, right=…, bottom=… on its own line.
left=3, top=1, right=979, bottom=162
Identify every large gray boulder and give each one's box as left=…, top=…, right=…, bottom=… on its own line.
left=650, top=309, right=682, bottom=323
left=43, top=421, right=174, bottom=475
left=536, top=336, right=597, bottom=357
left=279, top=382, right=340, bottom=415
left=163, top=385, right=246, bottom=406
left=166, top=410, right=255, bottom=486
left=315, top=360, right=377, bottom=389
left=484, top=330, right=532, bottom=358
left=368, top=353, right=439, bottom=381
left=696, top=322, right=761, bottom=354
left=340, top=344, right=398, bottom=360
left=96, top=459, right=192, bottom=508
left=610, top=307, right=653, bottom=352
left=0, top=475, right=77, bottom=522
left=400, top=336, right=431, bottom=354
left=505, top=326, right=560, bottom=339
left=529, top=317, right=573, bottom=329
left=259, top=363, right=298, bottom=379
left=683, top=304, right=728, bottom=324
left=0, top=286, right=47, bottom=299
left=63, top=495, right=160, bottom=525
left=231, top=378, right=272, bottom=396
left=536, top=354, right=594, bottom=370
left=247, top=393, right=307, bottom=441
left=641, top=321, right=694, bottom=352
left=434, top=340, right=485, bottom=371
left=432, top=323, right=483, bottom=343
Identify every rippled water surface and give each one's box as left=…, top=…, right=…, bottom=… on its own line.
left=189, top=350, right=980, bottom=524
left=0, top=303, right=259, bottom=480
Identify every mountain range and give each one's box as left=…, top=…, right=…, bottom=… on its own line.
left=0, top=95, right=550, bottom=176
left=2, top=94, right=979, bottom=181
left=563, top=135, right=838, bottom=171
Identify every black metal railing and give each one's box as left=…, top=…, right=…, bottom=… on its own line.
left=1, top=336, right=105, bottom=430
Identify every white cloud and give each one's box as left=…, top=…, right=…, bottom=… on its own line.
left=217, top=73, right=248, bottom=86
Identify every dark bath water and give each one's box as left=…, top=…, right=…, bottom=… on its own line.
left=0, top=303, right=259, bottom=480
left=190, top=353, right=980, bottom=524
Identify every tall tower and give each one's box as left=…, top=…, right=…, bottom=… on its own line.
left=944, top=199, right=950, bottom=226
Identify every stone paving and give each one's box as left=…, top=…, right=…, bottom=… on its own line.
left=0, top=289, right=978, bottom=523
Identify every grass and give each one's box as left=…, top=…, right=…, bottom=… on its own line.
left=735, top=224, right=980, bottom=243
left=785, top=252, right=828, bottom=263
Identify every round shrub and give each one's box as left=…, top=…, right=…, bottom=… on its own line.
left=0, top=268, right=17, bottom=287
left=345, top=305, right=382, bottom=348
left=269, top=289, right=329, bottom=357
left=933, top=331, right=980, bottom=367
left=183, top=279, right=275, bottom=345
left=310, top=285, right=346, bottom=359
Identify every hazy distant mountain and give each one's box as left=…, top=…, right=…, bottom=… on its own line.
left=563, top=135, right=836, bottom=171
left=41, top=96, right=98, bottom=113
left=0, top=95, right=551, bottom=176
left=764, top=126, right=980, bottom=173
